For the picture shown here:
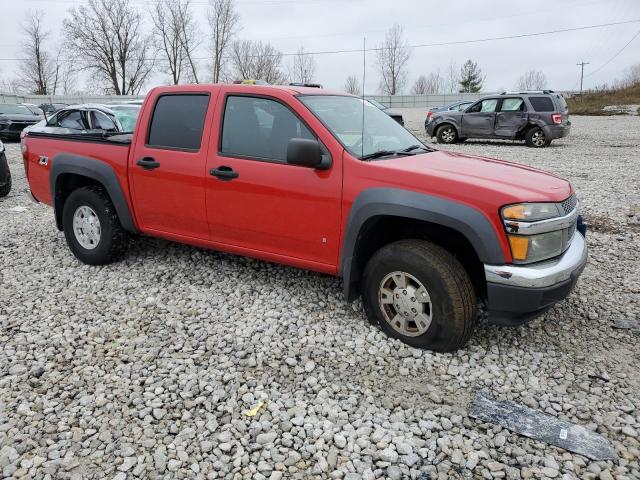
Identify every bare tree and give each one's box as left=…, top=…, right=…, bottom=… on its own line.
left=445, top=60, right=458, bottom=94
left=208, top=0, right=240, bottom=83
left=516, top=70, right=548, bottom=90
left=375, top=24, right=411, bottom=95
left=17, top=10, right=58, bottom=95
left=230, top=40, right=286, bottom=84
left=411, top=71, right=444, bottom=94
left=63, top=0, right=153, bottom=95
left=288, top=47, right=316, bottom=84
left=344, top=75, right=361, bottom=95
left=620, top=63, right=640, bottom=87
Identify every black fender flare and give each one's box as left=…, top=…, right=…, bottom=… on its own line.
left=339, top=188, right=506, bottom=301
left=49, top=153, right=138, bottom=233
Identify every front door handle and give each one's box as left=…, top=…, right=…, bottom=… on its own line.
left=210, top=165, right=239, bottom=181
left=136, top=157, right=160, bottom=170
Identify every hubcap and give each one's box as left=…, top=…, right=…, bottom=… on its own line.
left=441, top=128, right=455, bottom=143
left=532, top=130, right=545, bottom=146
left=73, top=206, right=101, bottom=250
left=378, top=271, right=433, bottom=337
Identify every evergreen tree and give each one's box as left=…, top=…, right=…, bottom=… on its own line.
left=458, top=60, right=484, bottom=93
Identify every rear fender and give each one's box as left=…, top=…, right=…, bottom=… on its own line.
left=50, top=153, right=138, bottom=233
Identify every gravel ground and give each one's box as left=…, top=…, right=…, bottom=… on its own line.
left=1, top=114, right=639, bottom=480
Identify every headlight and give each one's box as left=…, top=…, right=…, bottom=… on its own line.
left=501, top=199, right=577, bottom=264
left=507, top=231, right=564, bottom=263
left=501, top=203, right=562, bottom=222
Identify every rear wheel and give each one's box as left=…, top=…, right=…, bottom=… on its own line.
left=62, top=186, right=128, bottom=265
left=362, top=240, right=477, bottom=352
left=525, top=127, right=550, bottom=148
left=436, top=124, right=458, bottom=144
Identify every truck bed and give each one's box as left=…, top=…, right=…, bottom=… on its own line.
left=24, top=132, right=131, bottom=206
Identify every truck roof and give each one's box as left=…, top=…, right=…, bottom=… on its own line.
left=149, top=83, right=351, bottom=97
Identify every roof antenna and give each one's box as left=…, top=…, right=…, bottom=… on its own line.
left=361, top=37, right=366, bottom=159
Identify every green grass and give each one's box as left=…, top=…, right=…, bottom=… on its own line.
left=567, top=83, right=640, bottom=115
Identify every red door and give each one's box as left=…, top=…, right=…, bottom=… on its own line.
left=130, top=91, right=216, bottom=240
left=205, top=89, right=343, bottom=271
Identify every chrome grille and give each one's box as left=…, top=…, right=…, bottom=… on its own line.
left=561, top=194, right=577, bottom=215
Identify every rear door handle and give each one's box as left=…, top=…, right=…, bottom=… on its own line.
left=210, top=165, right=239, bottom=181
left=136, top=157, right=160, bottom=170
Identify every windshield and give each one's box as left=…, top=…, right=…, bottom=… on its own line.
left=109, top=105, right=140, bottom=132
left=0, top=104, right=33, bottom=115
left=299, top=95, right=426, bottom=159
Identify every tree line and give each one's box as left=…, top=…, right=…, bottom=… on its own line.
left=5, top=2, right=561, bottom=96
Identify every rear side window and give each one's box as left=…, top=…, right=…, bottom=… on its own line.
left=221, top=95, right=314, bottom=162
left=529, top=96, right=555, bottom=112
left=147, top=94, right=209, bottom=151
left=58, top=111, right=88, bottom=130
left=91, top=111, right=117, bottom=131
left=500, top=98, right=525, bottom=111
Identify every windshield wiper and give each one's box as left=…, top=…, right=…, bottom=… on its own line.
left=361, top=149, right=413, bottom=160
left=402, top=144, right=435, bottom=153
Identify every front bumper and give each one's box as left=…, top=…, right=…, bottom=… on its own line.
left=484, top=232, right=587, bottom=325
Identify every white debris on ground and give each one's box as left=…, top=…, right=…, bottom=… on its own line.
left=1, top=115, right=639, bottom=479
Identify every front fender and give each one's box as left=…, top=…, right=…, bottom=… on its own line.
left=339, top=188, right=506, bottom=301
left=50, top=153, right=138, bottom=233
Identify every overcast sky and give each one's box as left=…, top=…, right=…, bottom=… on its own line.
left=1, top=0, right=639, bottom=94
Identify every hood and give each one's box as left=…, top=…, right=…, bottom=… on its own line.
left=369, top=149, right=572, bottom=207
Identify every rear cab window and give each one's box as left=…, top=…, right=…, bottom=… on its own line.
left=147, top=94, right=210, bottom=151
left=500, top=98, right=525, bottom=112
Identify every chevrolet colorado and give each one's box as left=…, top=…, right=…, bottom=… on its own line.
left=22, top=84, right=588, bottom=352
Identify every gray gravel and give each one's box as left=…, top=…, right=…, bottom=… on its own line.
left=1, top=114, right=639, bottom=479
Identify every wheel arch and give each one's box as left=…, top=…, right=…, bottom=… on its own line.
left=50, top=154, right=138, bottom=233
left=340, top=188, right=506, bottom=301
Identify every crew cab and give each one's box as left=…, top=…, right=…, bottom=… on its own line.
left=22, top=84, right=588, bottom=352
left=427, top=91, right=571, bottom=147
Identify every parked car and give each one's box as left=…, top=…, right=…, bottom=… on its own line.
left=39, top=103, right=69, bottom=114
left=22, top=84, right=587, bottom=352
left=426, top=91, right=570, bottom=147
left=25, top=104, right=125, bottom=136
left=0, top=103, right=44, bottom=140
left=425, top=100, right=473, bottom=129
left=21, top=103, right=45, bottom=115
left=0, top=140, right=10, bottom=197
left=367, top=99, right=404, bottom=125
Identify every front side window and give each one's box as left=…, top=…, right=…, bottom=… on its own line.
left=221, top=96, right=314, bottom=162
left=299, top=95, right=425, bottom=158
left=147, top=94, right=209, bottom=151
left=500, top=98, right=525, bottom=112
left=91, top=111, right=118, bottom=131
left=468, top=99, right=498, bottom=113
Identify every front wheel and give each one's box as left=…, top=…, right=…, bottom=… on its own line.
left=362, top=240, right=477, bottom=352
left=436, top=124, right=458, bottom=144
left=525, top=127, right=551, bottom=148
left=62, top=186, right=128, bottom=265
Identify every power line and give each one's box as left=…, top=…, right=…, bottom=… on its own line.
left=584, top=28, right=640, bottom=78
left=0, top=18, right=639, bottom=63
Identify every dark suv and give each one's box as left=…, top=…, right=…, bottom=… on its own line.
left=426, top=91, right=570, bottom=148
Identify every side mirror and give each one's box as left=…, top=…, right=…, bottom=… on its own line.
left=286, top=138, right=330, bottom=170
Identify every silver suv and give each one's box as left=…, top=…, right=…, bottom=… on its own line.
left=426, top=91, right=571, bottom=148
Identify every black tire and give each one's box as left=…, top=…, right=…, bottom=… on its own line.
left=0, top=172, right=11, bottom=198
left=62, top=186, right=128, bottom=265
left=525, top=127, right=550, bottom=148
left=436, top=124, right=458, bottom=144
left=457, top=137, right=468, bottom=143
left=362, top=240, right=476, bottom=352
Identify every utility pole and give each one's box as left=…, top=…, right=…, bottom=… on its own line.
left=576, top=62, right=589, bottom=94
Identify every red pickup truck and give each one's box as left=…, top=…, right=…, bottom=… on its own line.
left=22, top=84, right=588, bottom=352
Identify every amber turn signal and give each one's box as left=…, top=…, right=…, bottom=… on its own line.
left=508, top=235, right=529, bottom=261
